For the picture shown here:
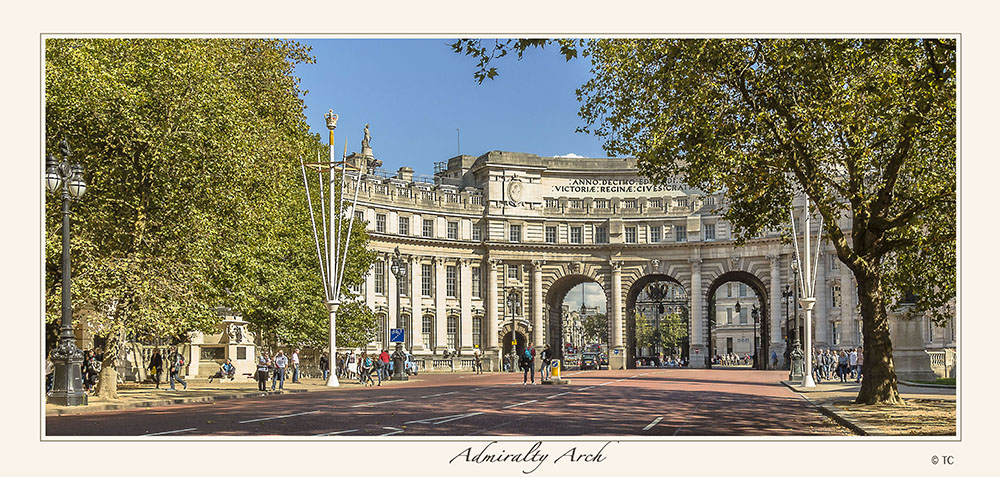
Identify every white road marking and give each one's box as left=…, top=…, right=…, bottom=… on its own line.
left=238, top=410, right=318, bottom=424
left=315, top=429, right=358, bottom=436
left=142, top=427, right=197, bottom=436
left=405, top=412, right=483, bottom=425
left=545, top=392, right=572, bottom=399
left=577, top=386, right=596, bottom=391
left=643, top=417, right=663, bottom=431
left=420, top=391, right=458, bottom=399
left=469, top=387, right=489, bottom=392
left=597, top=381, right=614, bottom=386
left=380, top=426, right=404, bottom=436
left=502, top=400, right=538, bottom=409
left=351, top=399, right=404, bottom=408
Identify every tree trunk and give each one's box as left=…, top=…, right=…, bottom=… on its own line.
left=854, top=270, right=903, bottom=405
left=93, top=332, right=120, bottom=400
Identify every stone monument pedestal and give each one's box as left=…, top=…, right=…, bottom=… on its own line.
left=609, top=348, right=627, bottom=370
left=688, top=344, right=708, bottom=368
left=888, top=305, right=938, bottom=382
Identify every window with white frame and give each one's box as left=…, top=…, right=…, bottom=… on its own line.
left=376, top=213, right=386, bottom=233
left=706, top=196, right=716, bottom=206
left=398, top=262, right=408, bottom=296
left=374, top=260, right=385, bottom=295
left=398, top=216, right=409, bottom=236
left=570, top=226, right=582, bottom=244
left=739, top=306, right=748, bottom=324
left=447, top=221, right=458, bottom=240
left=726, top=308, right=733, bottom=325
left=623, top=199, right=637, bottom=209
left=545, top=198, right=559, bottom=208
left=831, top=254, right=840, bottom=270
left=509, top=224, right=521, bottom=242
left=422, top=218, right=434, bottom=237
left=832, top=321, right=841, bottom=345
left=739, top=283, right=747, bottom=297
left=471, top=266, right=481, bottom=298
left=472, top=225, right=482, bottom=241
left=675, top=225, right=687, bottom=242
left=507, top=263, right=520, bottom=281
left=675, top=197, right=688, bottom=208
left=727, top=283, right=733, bottom=298
left=421, top=264, right=432, bottom=296
left=422, top=315, right=433, bottom=348
left=704, top=223, right=716, bottom=241
left=472, top=317, right=482, bottom=348
left=355, top=210, right=364, bottom=222
left=446, top=265, right=457, bottom=297
left=545, top=226, right=557, bottom=244
left=625, top=226, right=637, bottom=243
left=649, top=198, right=662, bottom=209
left=594, top=199, right=609, bottom=209
left=570, top=199, right=583, bottom=209
left=649, top=225, right=661, bottom=243
left=831, top=284, right=841, bottom=308
left=595, top=226, right=608, bottom=244
left=447, top=316, right=458, bottom=349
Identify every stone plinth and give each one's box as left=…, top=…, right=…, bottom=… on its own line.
left=888, top=305, right=938, bottom=382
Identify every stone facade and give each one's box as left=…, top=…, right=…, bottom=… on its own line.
left=346, top=150, right=954, bottom=371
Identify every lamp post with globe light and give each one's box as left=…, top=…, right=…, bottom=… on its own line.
left=389, top=247, right=408, bottom=380
left=45, top=139, right=88, bottom=406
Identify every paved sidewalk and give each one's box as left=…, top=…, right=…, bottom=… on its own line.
left=46, top=375, right=418, bottom=416
left=782, top=378, right=956, bottom=436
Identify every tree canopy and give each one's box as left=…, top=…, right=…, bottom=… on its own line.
left=45, top=39, right=376, bottom=397
left=453, top=38, right=956, bottom=404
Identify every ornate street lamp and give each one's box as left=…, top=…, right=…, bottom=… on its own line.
left=389, top=247, right=408, bottom=381
left=506, top=286, right=520, bottom=367
left=46, top=139, right=88, bottom=406
left=791, top=196, right=823, bottom=387
left=751, top=304, right=760, bottom=369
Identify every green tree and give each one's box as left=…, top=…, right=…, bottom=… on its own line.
left=633, top=312, right=654, bottom=352
left=453, top=38, right=956, bottom=405
left=658, top=312, right=688, bottom=356
left=45, top=39, right=376, bottom=399
left=580, top=313, right=608, bottom=345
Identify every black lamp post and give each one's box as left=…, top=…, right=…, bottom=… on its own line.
left=389, top=246, right=408, bottom=380
left=506, top=286, right=520, bottom=369
left=782, top=285, right=794, bottom=369
left=46, top=139, right=88, bottom=406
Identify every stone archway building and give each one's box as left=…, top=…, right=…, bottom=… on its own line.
left=350, top=150, right=885, bottom=370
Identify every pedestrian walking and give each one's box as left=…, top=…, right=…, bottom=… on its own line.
left=855, top=346, right=864, bottom=383
left=148, top=348, right=164, bottom=389
left=540, top=344, right=552, bottom=380
left=256, top=352, right=270, bottom=391
left=291, top=348, right=301, bottom=383
left=837, top=350, right=849, bottom=382
left=473, top=345, right=483, bottom=374
left=319, top=352, right=330, bottom=381
left=168, top=348, right=187, bottom=391
left=271, top=350, right=288, bottom=390
left=379, top=349, right=391, bottom=381
left=347, top=351, right=358, bottom=379
left=848, top=347, right=859, bottom=379
left=520, top=344, right=536, bottom=385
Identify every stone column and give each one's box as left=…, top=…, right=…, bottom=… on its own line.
left=610, top=260, right=623, bottom=349
left=814, top=253, right=828, bottom=347
left=460, top=258, right=473, bottom=352
left=410, top=256, right=424, bottom=351
left=768, top=254, right=783, bottom=369
left=487, top=259, right=500, bottom=351
left=689, top=257, right=706, bottom=368
left=531, top=260, right=545, bottom=348
left=840, top=262, right=855, bottom=347
left=434, top=256, right=447, bottom=353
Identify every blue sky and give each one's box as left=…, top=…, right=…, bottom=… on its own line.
left=294, top=38, right=608, bottom=176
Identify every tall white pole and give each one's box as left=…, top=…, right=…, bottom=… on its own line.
left=325, top=111, right=340, bottom=387
left=799, top=196, right=816, bottom=388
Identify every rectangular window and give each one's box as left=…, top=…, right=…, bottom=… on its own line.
left=727, top=283, right=733, bottom=298
left=422, top=218, right=434, bottom=237
left=675, top=225, right=687, bottom=242
left=508, top=264, right=520, bottom=281
left=625, top=226, right=637, bottom=243
left=398, top=216, right=409, bottom=236
left=675, top=197, right=688, bottom=208
left=545, top=226, right=557, bottom=244
left=649, top=198, right=662, bottom=209
left=739, top=283, right=747, bottom=297
left=623, top=199, right=637, bottom=209
left=831, top=284, right=841, bottom=308
left=447, top=221, right=458, bottom=240
left=545, top=198, right=559, bottom=208
left=472, top=266, right=481, bottom=298
left=649, top=225, right=661, bottom=243
left=376, top=213, right=387, bottom=233
left=739, top=306, right=748, bottom=324
left=472, top=317, right=482, bottom=348
left=831, top=254, right=840, bottom=270
left=447, top=316, right=457, bottom=350
left=509, top=224, right=521, bottom=242
left=570, top=226, right=582, bottom=244
left=706, top=196, right=716, bottom=206
left=374, top=260, right=385, bottom=295
left=421, top=264, right=432, bottom=296
left=472, top=225, right=482, bottom=241
left=704, top=223, right=716, bottom=241
left=594, top=199, right=609, bottom=209
left=595, top=226, right=608, bottom=244
left=726, top=308, right=733, bottom=325
left=422, top=315, right=432, bottom=348
left=355, top=210, right=364, bottom=222
left=446, top=265, right=457, bottom=297
left=832, top=321, right=841, bottom=345
left=570, top=199, right=583, bottom=209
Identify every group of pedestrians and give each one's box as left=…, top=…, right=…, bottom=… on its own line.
left=252, top=349, right=302, bottom=391
left=812, top=347, right=864, bottom=383
left=145, top=347, right=187, bottom=390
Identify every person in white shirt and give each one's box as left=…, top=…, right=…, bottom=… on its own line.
left=271, top=350, right=288, bottom=390
left=848, top=348, right=859, bottom=380
left=291, top=349, right=301, bottom=383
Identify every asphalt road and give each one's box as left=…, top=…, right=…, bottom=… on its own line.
left=46, top=368, right=849, bottom=437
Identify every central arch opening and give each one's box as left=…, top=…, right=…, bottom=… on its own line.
left=706, top=271, right=771, bottom=370
left=626, top=275, right=689, bottom=369
left=545, top=275, right=607, bottom=367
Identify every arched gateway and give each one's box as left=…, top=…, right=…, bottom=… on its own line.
left=350, top=149, right=861, bottom=370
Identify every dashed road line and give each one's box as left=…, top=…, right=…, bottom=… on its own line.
left=405, top=412, right=483, bottom=425
left=351, top=399, right=404, bottom=408
left=433, top=412, right=484, bottom=424
left=502, top=400, right=538, bottom=409
left=577, top=386, right=596, bottom=391
left=545, top=392, right=572, bottom=399
left=238, top=410, right=318, bottom=424
left=380, top=426, right=404, bottom=436
left=142, top=427, right=197, bottom=436
left=421, top=391, right=459, bottom=399
left=597, top=381, right=614, bottom=386
left=315, top=429, right=358, bottom=436
left=643, top=417, right=663, bottom=431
